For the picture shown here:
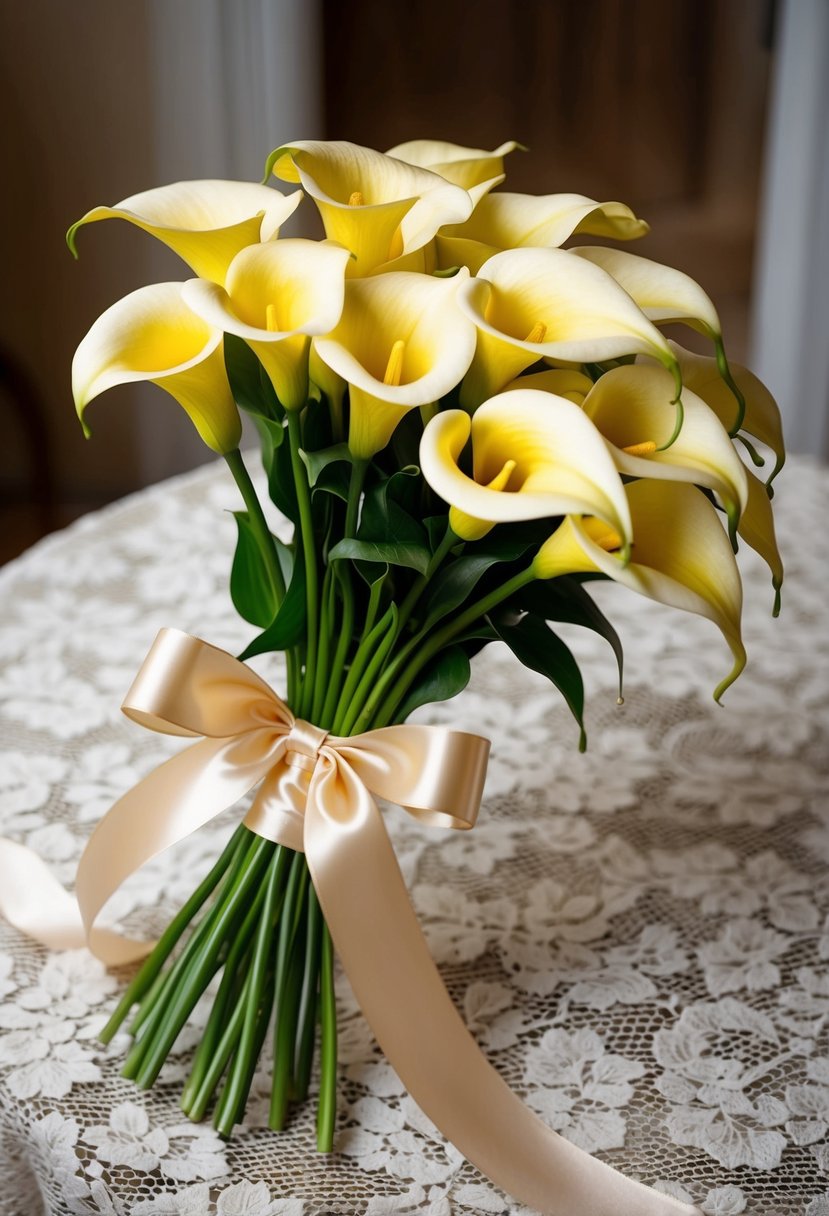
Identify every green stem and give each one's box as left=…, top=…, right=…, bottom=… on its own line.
left=331, top=603, right=396, bottom=732
left=100, top=825, right=246, bottom=1045
left=287, top=412, right=318, bottom=718
left=269, top=852, right=309, bottom=1128
left=396, top=524, right=458, bottom=635
left=320, top=565, right=355, bottom=728
left=337, top=607, right=399, bottom=736
left=213, top=846, right=289, bottom=1135
left=369, top=565, right=536, bottom=729
left=292, top=885, right=323, bottom=1102
left=224, top=448, right=286, bottom=603
left=311, top=566, right=335, bottom=724
left=317, top=925, right=337, bottom=1152
left=344, top=458, right=369, bottom=538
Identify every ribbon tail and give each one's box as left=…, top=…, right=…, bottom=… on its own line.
left=74, top=735, right=272, bottom=965
left=304, top=759, right=702, bottom=1216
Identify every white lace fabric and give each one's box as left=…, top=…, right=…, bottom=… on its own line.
left=0, top=456, right=827, bottom=1216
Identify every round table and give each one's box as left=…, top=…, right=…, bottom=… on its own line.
left=1, top=456, right=827, bottom=1216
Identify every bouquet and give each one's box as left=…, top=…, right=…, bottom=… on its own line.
left=58, top=139, right=784, bottom=1212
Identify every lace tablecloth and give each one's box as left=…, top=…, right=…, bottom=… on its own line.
left=0, top=455, right=827, bottom=1216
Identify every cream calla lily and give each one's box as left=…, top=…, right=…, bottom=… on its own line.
left=503, top=369, right=594, bottom=404
left=571, top=246, right=721, bottom=335
left=739, top=469, right=784, bottom=614
left=72, top=281, right=241, bottom=454
left=266, top=141, right=472, bottom=276
left=668, top=341, right=785, bottom=486
left=535, top=479, right=746, bottom=702
left=419, top=390, right=631, bottom=552
left=581, top=364, right=749, bottom=535
left=182, top=239, right=351, bottom=411
left=456, top=247, right=677, bottom=409
left=437, top=191, right=648, bottom=275
left=385, top=139, right=520, bottom=206
left=313, top=270, right=477, bottom=458
left=67, top=180, right=302, bottom=286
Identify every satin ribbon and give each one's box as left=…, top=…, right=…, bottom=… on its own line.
left=0, top=628, right=701, bottom=1216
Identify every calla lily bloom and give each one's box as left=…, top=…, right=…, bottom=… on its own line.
left=313, top=270, right=477, bottom=458
left=67, top=180, right=302, bottom=286
left=456, top=247, right=677, bottom=410
left=534, top=479, right=746, bottom=702
left=571, top=246, right=751, bottom=432
left=182, top=239, right=351, bottom=411
left=385, top=139, right=520, bottom=205
left=581, top=364, right=749, bottom=537
left=738, top=469, right=784, bottom=615
left=72, top=281, right=241, bottom=454
left=503, top=368, right=594, bottom=403
left=437, top=191, right=648, bottom=275
left=419, top=389, right=631, bottom=551
left=668, top=341, right=785, bottom=487
left=571, top=246, right=720, bottom=335
left=265, top=141, right=472, bottom=276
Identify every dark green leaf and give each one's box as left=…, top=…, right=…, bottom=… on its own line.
left=518, top=577, right=624, bottom=697
left=328, top=538, right=430, bottom=575
left=238, top=549, right=306, bottom=658
left=224, top=334, right=281, bottom=419
left=300, top=443, right=352, bottom=487
left=490, top=611, right=587, bottom=751
left=359, top=468, right=424, bottom=541
left=395, top=645, right=471, bottom=721
left=229, top=512, right=280, bottom=628
left=420, top=533, right=536, bottom=631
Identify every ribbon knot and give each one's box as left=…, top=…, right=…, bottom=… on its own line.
left=284, top=719, right=330, bottom=772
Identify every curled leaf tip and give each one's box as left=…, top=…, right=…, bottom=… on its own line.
left=616, top=695, right=625, bottom=706
left=715, top=336, right=747, bottom=435
left=66, top=222, right=81, bottom=259
left=578, top=728, right=587, bottom=753
left=772, top=580, right=782, bottom=618
left=657, top=393, right=684, bottom=451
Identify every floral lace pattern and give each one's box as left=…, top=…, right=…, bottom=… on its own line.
left=0, top=456, right=827, bottom=1215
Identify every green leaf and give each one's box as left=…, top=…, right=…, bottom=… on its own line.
left=256, top=417, right=299, bottom=524
left=359, top=468, right=424, bottom=542
left=229, top=512, right=280, bottom=628
left=224, top=334, right=281, bottom=419
left=420, top=533, right=536, bottom=631
left=518, top=577, right=624, bottom=698
left=328, top=538, right=430, bottom=575
left=310, top=461, right=352, bottom=503
left=299, top=443, right=352, bottom=487
left=490, top=611, right=587, bottom=751
left=238, top=549, right=306, bottom=658
left=395, top=645, right=471, bottom=721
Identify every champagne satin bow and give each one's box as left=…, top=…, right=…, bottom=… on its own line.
left=0, top=629, right=701, bottom=1216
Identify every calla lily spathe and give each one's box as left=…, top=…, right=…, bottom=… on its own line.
left=581, top=364, right=749, bottom=535
left=313, top=270, right=477, bottom=458
left=437, top=191, right=648, bottom=275
left=571, top=246, right=721, bottom=336
left=456, top=247, right=677, bottom=409
left=739, top=469, right=784, bottom=614
left=385, top=139, right=520, bottom=205
left=67, top=180, right=302, bottom=286
left=668, top=341, right=785, bottom=486
left=72, top=282, right=241, bottom=454
left=266, top=141, right=472, bottom=276
left=535, top=479, right=746, bottom=702
left=182, top=239, right=351, bottom=411
left=419, top=389, right=631, bottom=551
left=503, top=369, right=594, bottom=404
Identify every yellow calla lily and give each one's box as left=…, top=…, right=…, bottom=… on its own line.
left=72, top=281, right=241, bottom=454
left=385, top=139, right=520, bottom=205
left=738, top=469, right=784, bottom=615
left=265, top=141, right=472, bottom=276
left=419, top=389, right=631, bottom=550
left=503, top=368, right=594, bottom=404
left=182, top=239, right=351, bottom=411
left=571, top=246, right=721, bottom=335
left=535, top=479, right=746, bottom=702
left=581, top=364, right=749, bottom=536
left=668, top=341, right=785, bottom=487
left=313, top=270, right=477, bottom=458
left=456, top=247, right=677, bottom=410
left=67, top=180, right=302, bottom=286
left=437, top=191, right=648, bottom=275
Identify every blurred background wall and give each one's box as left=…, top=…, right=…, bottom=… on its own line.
left=0, top=0, right=826, bottom=563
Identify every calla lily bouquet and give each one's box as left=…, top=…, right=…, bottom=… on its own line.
left=68, top=139, right=785, bottom=1155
